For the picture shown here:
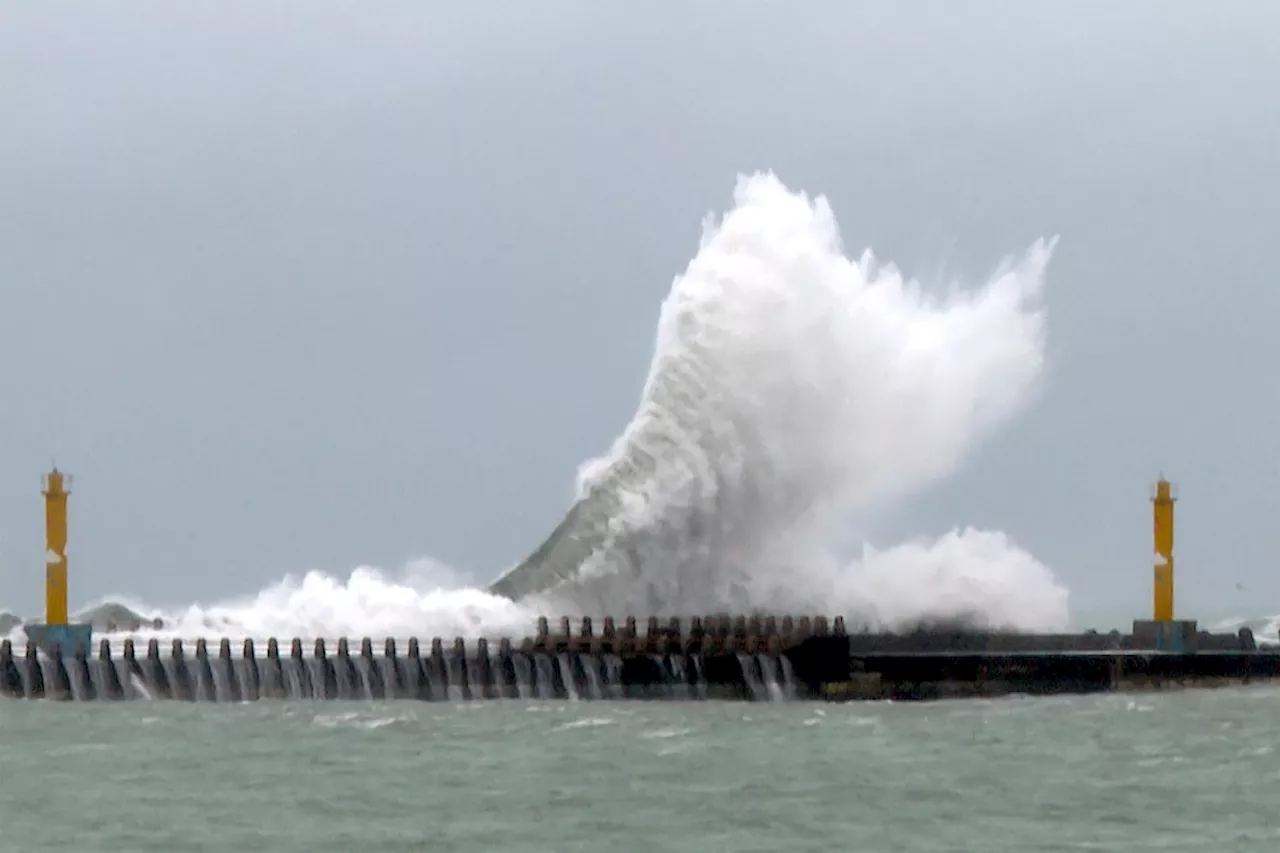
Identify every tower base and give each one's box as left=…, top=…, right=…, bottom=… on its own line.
left=1132, top=619, right=1198, bottom=652
left=23, top=622, right=93, bottom=656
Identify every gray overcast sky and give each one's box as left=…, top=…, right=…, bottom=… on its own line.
left=1, top=2, right=1277, bottom=627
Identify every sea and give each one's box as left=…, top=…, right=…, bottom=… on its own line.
left=3, top=687, right=1276, bottom=852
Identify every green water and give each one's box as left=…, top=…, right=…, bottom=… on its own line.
left=2, top=689, right=1276, bottom=852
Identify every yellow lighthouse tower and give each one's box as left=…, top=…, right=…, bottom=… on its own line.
left=23, top=466, right=93, bottom=656
left=1152, top=476, right=1175, bottom=622
left=1133, top=474, right=1197, bottom=652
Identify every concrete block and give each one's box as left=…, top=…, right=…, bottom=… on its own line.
left=1132, top=619, right=1199, bottom=652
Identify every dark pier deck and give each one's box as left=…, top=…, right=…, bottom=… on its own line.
left=2, top=614, right=1275, bottom=702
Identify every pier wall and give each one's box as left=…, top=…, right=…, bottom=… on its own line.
left=1, top=615, right=1275, bottom=702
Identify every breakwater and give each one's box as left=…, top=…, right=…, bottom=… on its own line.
left=3, top=614, right=1277, bottom=702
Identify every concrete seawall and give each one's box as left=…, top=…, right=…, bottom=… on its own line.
left=3, top=615, right=1277, bottom=702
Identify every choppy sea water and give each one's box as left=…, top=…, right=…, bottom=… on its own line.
left=2, top=689, right=1277, bottom=852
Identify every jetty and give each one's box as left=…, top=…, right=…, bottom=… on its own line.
left=3, top=469, right=1277, bottom=703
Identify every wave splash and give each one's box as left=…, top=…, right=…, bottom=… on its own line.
left=496, top=172, right=1066, bottom=627
left=3, top=561, right=536, bottom=644
left=5, top=172, right=1072, bottom=642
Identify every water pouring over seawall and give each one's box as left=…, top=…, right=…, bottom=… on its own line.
left=0, top=615, right=835, bottom=703
left=5, top=614, right=1276, bottom=704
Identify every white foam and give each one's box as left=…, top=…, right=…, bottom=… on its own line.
left=519, top=172, right=1067, bottom=628
left=1212, top=616, right=1279, bottom=647
left=18, top=560, right=538, bottom=644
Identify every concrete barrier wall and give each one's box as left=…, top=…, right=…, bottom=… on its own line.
left=0, top=613, right=850, bottom=701
left=0, top=634, right=809, bottom=702
left=0, top=616, right=1268, bottom=702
